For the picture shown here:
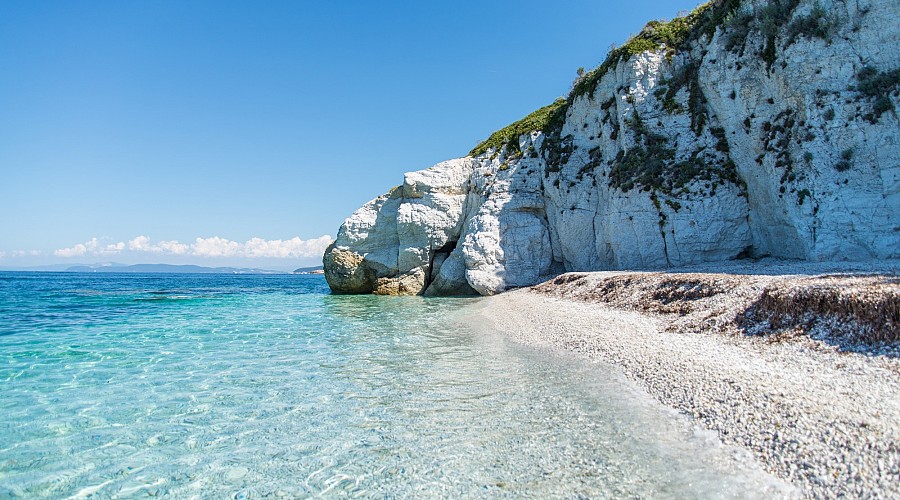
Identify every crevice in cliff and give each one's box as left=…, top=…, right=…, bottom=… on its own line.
left=651, top=193, right=673, bottom=268
left=424, top=240, right=459, bottom=293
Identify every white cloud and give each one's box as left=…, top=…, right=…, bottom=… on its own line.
left=103, top=242, right=125, bottom=254
left=55, top=235, right=334, bottom=259
left=54, top=244, right=88, bottom=257
left=244, top=236, right=335, bottom=258
left=128, top=235, right=152, bottom=251
left=55, top=238, right=124, bottom=257
left=0, top=251, right=5, bottom=259
left=157, top=240, right=189, bottom=255
left=7, top=249, right=43, bottom=258
left=128, top=236, right=190, bottom=255
left=192, top=236, right=242, bottom=257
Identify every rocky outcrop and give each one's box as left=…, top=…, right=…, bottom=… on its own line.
left=324, top=158, right=477, bottom=295
left=325, top=0, right=900, bottom=296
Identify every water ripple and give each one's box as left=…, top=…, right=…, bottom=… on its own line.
left=0, top=272, right=788, bottom=497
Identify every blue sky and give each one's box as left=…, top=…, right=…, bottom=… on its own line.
left=0, top=0, right=701, bottom=269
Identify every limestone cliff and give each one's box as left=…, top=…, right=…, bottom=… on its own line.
left=325, top=0, right=900, bottom=296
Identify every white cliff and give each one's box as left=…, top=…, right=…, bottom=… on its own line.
left=325, top=0, right=900, bottom=296
left=324, top=158, right=477, bottom=295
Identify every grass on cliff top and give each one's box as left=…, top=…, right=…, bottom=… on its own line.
left=571, top=0, right=742, bottom=100
left=469, top=1, right=745, bottom=157
left=469, top=98, right=568, bottom=157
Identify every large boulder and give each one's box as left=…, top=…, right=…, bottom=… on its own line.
left=323, top=158, right=477, bottom=295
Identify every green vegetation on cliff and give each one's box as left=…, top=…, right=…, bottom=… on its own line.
left=470, top=0, right=745, bottom=157
left=469, top=98, right=568, bottom=157
left=853, top=65, right=900, bottom=121
left=571, top=0, right=742, bottom=100
left=469, top=0, right=852, bottom=163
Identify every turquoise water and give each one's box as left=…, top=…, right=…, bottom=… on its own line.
left=0, top=272, right=787, bottom=498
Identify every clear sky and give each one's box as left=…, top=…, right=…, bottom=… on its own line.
left=0, top=0, right=701, bottom=270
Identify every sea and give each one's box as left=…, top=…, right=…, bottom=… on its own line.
left=0, top=272, right=788, bottom=498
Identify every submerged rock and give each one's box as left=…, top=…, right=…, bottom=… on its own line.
left=325, top=0, right=900, bottom=296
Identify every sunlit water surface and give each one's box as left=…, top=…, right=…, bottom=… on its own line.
left=0, top=272, right=788, bottom=498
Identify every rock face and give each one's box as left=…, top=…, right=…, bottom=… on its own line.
left=325, top=158, right=477, bottom=295
left=325, top=0, right=900, bottom=296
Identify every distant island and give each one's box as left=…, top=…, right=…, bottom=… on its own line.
left=64, top=263, right=285, bottom=274
left=293, top=266, right=324, bottom=274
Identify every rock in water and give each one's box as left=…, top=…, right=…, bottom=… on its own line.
left=325, top=0, right=900, bottom=296
left=324, top=158, right=477, bottom=295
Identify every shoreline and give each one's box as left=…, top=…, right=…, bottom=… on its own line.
left=473, top=261, right=900, bottom=497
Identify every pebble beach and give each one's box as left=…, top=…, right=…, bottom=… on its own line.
left=473, top=261, right=900, bottom=497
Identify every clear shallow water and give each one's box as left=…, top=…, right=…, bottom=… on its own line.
left=0, top=272, right=788, bottom=498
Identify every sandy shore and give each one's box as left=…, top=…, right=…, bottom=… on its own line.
left=473, top=260, right=900, bottom=498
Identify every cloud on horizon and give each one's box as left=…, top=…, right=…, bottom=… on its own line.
left=54, top=238, right=124, bottom=258
left=53, top=235, right=334, bottom=260
left=9, top=250, right=43, bottom=258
